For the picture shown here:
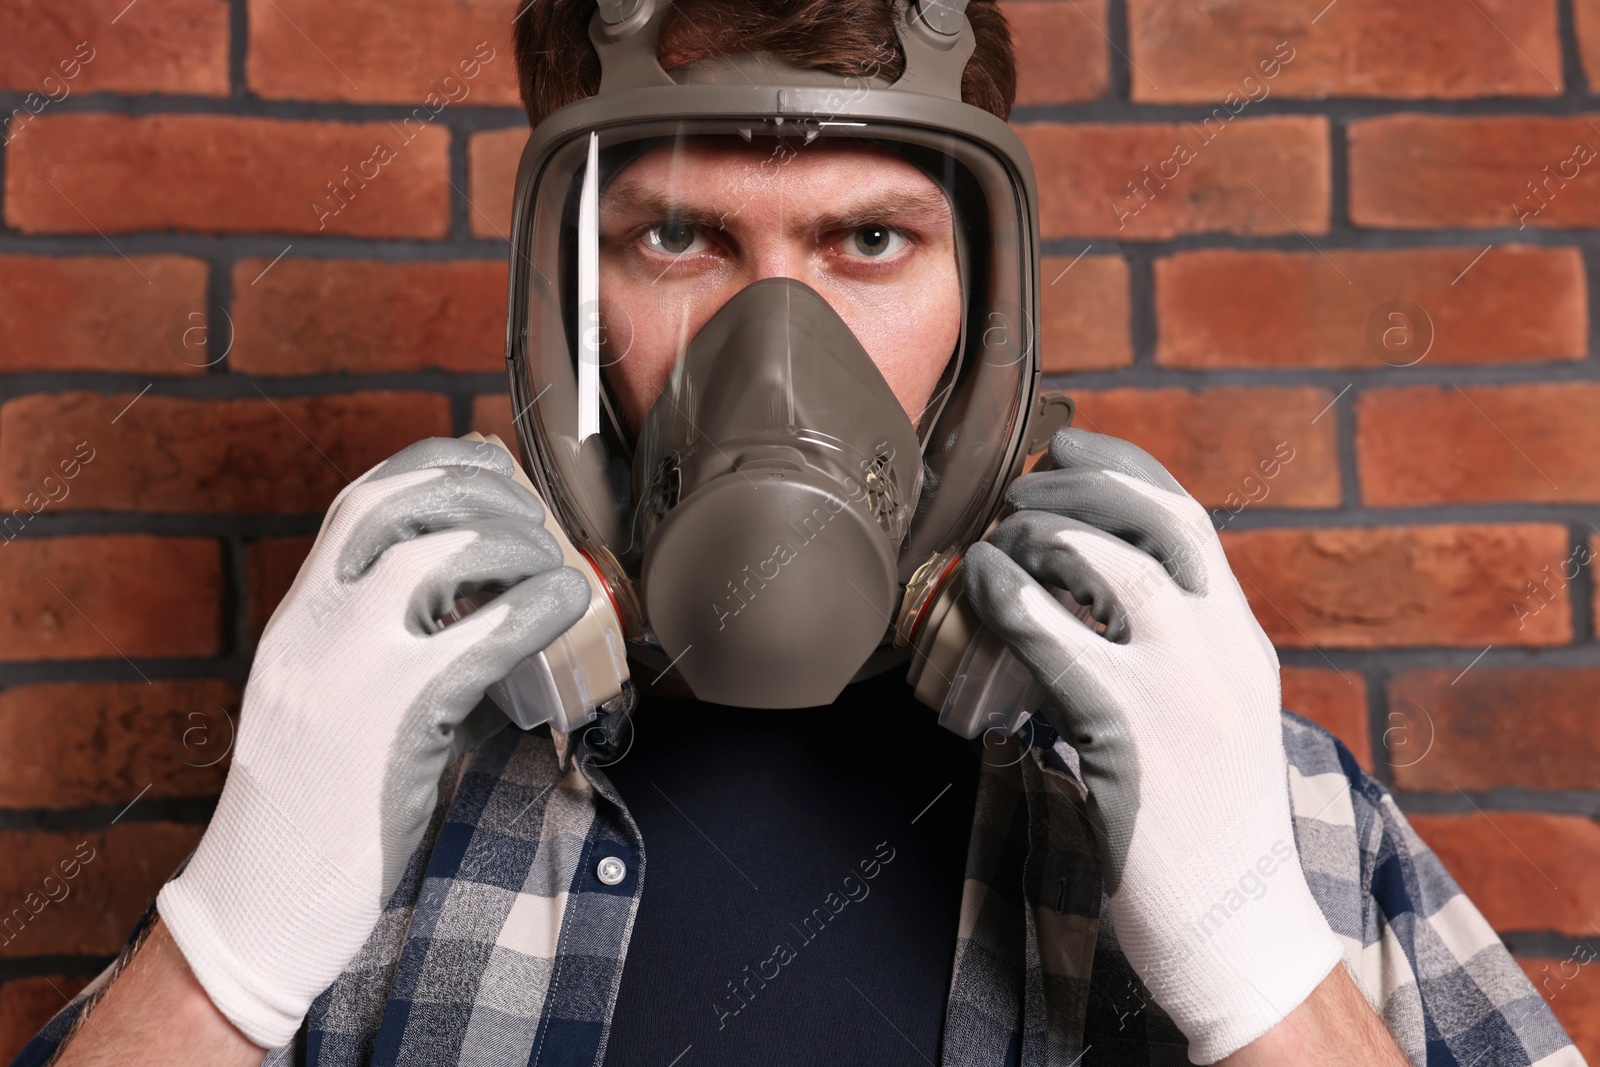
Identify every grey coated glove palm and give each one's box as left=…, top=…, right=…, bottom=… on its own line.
left=965, top=428, right=1342, bottom=1064
left=156, top=438, right=591, bottom=1049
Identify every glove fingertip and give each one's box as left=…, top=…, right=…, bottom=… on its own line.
left=961, top=541, right=1017, bottom=603
left=1045, top=425, right=1099, bottom=468
left=517, top=565, right=594, bottom=648
left=550, top=565, right=593, bottom=622
left=965, top=543, right=1056, bottom=637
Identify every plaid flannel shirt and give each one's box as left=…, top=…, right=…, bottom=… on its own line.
left=13, top=705, right=1585, bottom=1067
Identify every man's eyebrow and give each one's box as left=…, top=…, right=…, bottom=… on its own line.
left=599, top=182, right=952, bottom=231
left=598, top=185, right=726, bottom=228
left=811, top=188, right=953, bottom=231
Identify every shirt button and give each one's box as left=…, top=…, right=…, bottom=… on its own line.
left=596, top=856, right=627, bottom=885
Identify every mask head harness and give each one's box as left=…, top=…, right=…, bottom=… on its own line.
left=589, top=0, right=979, bottom=99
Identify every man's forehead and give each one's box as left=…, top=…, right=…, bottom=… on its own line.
left=600, top=137, right=950, bottom=216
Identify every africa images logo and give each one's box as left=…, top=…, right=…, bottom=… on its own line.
left=710, top=841, right=897, bottom=1031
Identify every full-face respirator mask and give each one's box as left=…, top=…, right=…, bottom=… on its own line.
left=446, top=0, right=1076, bottom=740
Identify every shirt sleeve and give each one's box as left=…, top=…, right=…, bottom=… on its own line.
left=5, top=879, right=303, bottom=1067
left=8, top=744, right=481, bottom=1067
left=1281, top=709, right=1587, bottom=1067
left=5, top=896, right=160, bottom=1067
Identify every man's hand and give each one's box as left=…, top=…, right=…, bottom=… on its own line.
left=964, top=428, right=1346, bottom=1063
left=151, top=437, right=591, bottom=1049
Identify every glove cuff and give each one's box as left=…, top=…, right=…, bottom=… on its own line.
left=156, top=764, right=377, bottom=1050
left=1123, top=860, right=1344, bottom=1064
left=1181, top=920, right=1342, bottom=1063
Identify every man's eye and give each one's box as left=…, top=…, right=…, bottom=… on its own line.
left=645, top=219, right=705, bottom=256
left=847, top=225, right=907, bottom=258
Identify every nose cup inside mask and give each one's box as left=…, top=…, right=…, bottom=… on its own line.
left=633, top=278, right=925, bottom=708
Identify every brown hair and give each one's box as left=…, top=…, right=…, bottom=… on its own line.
left=512, top=0, right=1017, bottom=128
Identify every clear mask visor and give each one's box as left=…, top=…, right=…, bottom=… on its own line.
left=509, top=117, right=1035, bottom=662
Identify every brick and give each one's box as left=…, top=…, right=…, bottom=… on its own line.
left=469, top=394, right=536, bottom=472
left=1387, top=669, right=1600, bottom=792
left=1154, top=246, right=1586, bottom=369
left=1518, top=956, right=1600, bottom=1065
left=0, top=537, right=221, bottom=662
left=247, top=0, right=517, bottom=104
left=246, top=537, right=315, bottom=646
left=0, top=255, right=213, bottom=374
left=1070, top=388, right=1340, bottom=509
left=0, top=975, right=92, bottom=1066
left=1580, top=0, right=1600, bottom=89
left=1359, top=384, right=1600, bottom=506
left=1219, top=524, right=1571, bottom=649
left=0, top=681, right=236, bottom=809
left=230, top=259, right=507, bottom=375
left=1127, top=0, right=1561, bottom=103
left=5, top=115, right=449, bottom=238
left=1017, top=117, right=1329, bottom=240
left=1040, top=254, right=1131, bottom=372
left=0, top=392, right=452, bottom=514
left=0, top=824, right=204, bottom=957
left=1281, top=667, right=1370, bottom=768
left=467, top=127, right=525, bottom=239
left=1594, top=534, right=1600, bottom=639
left=1350, top=115, right=1600, bottom=230
left=1003, top=0, right=1110, bottom=105
left=1408, top=813, right=1600, bottom=936
left=0, top=0, right=227, bottom=99
left=470, top=393, right=515, bottom=448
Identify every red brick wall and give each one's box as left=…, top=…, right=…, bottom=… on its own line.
left=0, top=0, right=1596, bottom=1057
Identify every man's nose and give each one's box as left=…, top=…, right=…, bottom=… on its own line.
left=743, top=235, right=813, bottom=288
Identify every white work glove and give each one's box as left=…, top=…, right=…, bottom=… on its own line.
left=156, top=437, right=591, bottom=1049
left=964, top=428, right=1342, bottom=1064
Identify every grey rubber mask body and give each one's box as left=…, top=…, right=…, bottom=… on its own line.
left=632, top=278, right=923, bottom=708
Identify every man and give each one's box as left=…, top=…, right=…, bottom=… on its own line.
left=14, top=1, right=1584, bottom=1065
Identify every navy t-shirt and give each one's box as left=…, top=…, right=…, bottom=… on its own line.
left=599, top=665, right=982, bottom=1066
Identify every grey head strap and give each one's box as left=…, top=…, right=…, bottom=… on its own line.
left=588, top=0, right=977, bottom=99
